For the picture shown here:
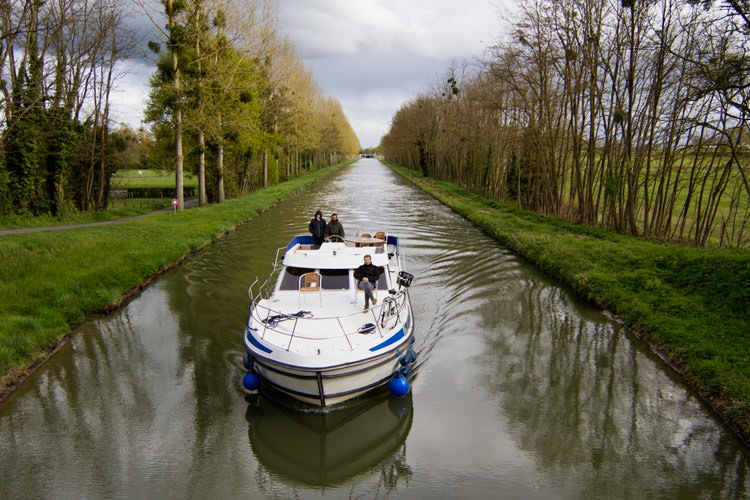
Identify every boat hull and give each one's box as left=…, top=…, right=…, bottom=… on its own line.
left=244, top=321, right=414, bottom=407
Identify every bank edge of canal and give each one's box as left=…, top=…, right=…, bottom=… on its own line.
left=2, top=159, right=749, bottom=450
left=0, top=162, right=351, bottom=405
left=387, top=162, right=750, bottom=449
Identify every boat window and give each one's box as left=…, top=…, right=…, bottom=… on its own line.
left=280, top=267, right=315, bottom=290
left=320, top=269, right=349, bottom=290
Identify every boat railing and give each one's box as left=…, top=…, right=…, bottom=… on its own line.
left=394, top=242, right=405, bottom=269
left=247, top=290, right=410, bottom=350
left=247, top=245, right=287, bottom=302
left=383, top=235, right=406, bottom=271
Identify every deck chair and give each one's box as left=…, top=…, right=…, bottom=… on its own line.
left=299, top=272, right=322, bottom=307
left=373, top=231, right=386, bottom=245
left=355, top=233, right=372, bottom=247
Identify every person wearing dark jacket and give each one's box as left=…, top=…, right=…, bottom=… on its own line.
left=354, top=254, right=381, bottom=310
left=324, top=213, right=345, bottom=241
left=308, top=210, right=326, bottom=246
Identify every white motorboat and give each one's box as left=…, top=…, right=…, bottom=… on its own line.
left=241, top=233, right=416, bottom=407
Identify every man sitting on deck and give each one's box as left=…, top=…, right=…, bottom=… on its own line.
left=354, top=254, right=380, bottom=311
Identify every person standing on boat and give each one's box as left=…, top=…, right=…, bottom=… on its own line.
left=308, top=210, right=326, bottom=246
left=354, top=254, right=380, bottom=310
left=324, top=213, right=345, bottom=241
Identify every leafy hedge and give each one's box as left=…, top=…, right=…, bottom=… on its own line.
left=116, top=187, right=197, bottom=199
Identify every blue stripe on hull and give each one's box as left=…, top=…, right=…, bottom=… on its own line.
left=246, top=330, right=273, bottom=353
left=369, top=329, right=405, bottom=352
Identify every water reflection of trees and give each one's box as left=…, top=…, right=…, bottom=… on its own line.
left=476, top=281, right=749, bottom=498
left=0, top=302, right=198, bottom=499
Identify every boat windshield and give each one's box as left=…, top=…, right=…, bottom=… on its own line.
left=321, top=269, right=349, bottom=289
left=279, top=267, right=314, bottom=290
left=278, top=267, right=387, bottom=290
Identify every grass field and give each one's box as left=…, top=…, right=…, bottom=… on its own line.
left=111, top=169, right=199, bottom=189
left=562, top=153, right=750, bottom=247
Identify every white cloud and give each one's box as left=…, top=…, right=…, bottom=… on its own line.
left=278, top=0, right=512, bottom=147
left=281, top=0, right=502, bottom=61
left=109, top=59, right=153, bottom=130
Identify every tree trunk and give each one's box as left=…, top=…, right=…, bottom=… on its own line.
left=168, top=0, right=184, bottom=210
left=263, top=149, right=268, bottom=188
left=198, top=129, right=207, bottom=205
left=217, top=143, right=225, bottom=202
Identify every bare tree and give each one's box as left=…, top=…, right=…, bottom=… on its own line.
left=381, top=0, right=749, bottom=247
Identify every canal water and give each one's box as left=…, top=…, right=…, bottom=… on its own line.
left=1, top=159, right=747, bottom=499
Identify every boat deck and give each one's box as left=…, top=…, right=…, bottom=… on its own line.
left=245, top=234, right=410, bottom=369
left=251, top=289, right=405, bottom=363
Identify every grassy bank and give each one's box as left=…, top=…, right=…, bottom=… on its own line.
left=389, top=164, right=750, bottom=443
left=0, top=163, right=348, bottom=396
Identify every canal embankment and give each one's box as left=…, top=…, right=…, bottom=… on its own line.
left=2, top=158, right=749, bottom=447
left=388, top=163, right=750, bottom=446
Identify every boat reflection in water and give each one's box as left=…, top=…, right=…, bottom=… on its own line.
left=245, top=391, right=413, bottom=487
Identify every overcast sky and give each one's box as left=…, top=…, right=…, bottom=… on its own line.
left=109, top=0, right=515, bottom=149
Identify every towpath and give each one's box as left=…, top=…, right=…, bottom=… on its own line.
left=0, top=198, right=200, bottom=236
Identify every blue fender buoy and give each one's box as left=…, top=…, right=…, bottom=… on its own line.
left=242, top=371, right=261, bottom=391
left=388, top=373, right=410, bottom=397
left=400, top=348, right=417, bottom=366
left=243, top=352, right=253, bottom=370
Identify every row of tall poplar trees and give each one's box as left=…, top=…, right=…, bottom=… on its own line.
left=0, top=0, right=360, bottom=216
left=143, top=0, right=360, bottom=210
left=380, top=0, right=750, bottom=248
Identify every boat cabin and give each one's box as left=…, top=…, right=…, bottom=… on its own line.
left=273, top=236, right=396, bottom=298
